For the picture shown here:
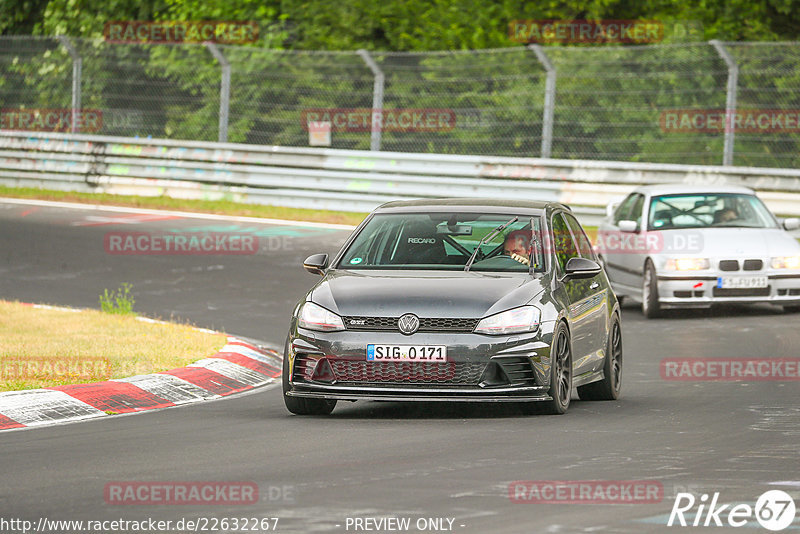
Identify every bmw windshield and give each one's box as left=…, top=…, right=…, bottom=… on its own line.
left=337, top=213, right=546, bottom=272
left=648, top=193, right=779, bottom=231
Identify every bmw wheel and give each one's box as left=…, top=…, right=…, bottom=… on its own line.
left=642, top=259, right=661, bottom=319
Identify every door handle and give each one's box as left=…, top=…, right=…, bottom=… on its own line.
left=590, top=282, right=599, bottom=290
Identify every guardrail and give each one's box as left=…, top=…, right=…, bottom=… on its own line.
left=1, top=131, right=799, bottom=227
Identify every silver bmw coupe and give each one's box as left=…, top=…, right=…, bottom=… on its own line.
left=597, top=185, right=800, bottom=318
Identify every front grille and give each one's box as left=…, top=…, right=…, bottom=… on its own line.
left=421, top=317, right=480, bottom=331
left=342, top=316, right=479, bottom=333
left=344, top=316, right=396, bottom=329
left=743, top=259, right=763, bottom=271
left=329, top=360, right=486, bottom=385
left=674, top=290, right=704, bottom=298
left=719, top=260, right=739, bottom=271
left=713, top=286, right=771, bottom=297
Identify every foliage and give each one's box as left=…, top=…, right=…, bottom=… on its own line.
left=3, top=0, right=800, bottom=46
left=99, top=283, right=136, bottom=315
left=1, top=0, right=799, bottom=166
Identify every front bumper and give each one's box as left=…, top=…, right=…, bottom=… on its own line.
left=285, top=326, right=554, bottom=403
left=287, top=384, right=551, bottom=402
left=656, top=272, right=800, bottom=308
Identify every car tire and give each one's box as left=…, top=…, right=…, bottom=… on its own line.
left=578, top=315, right=622, bottom=401
left=524, top=321, right=572, bottom=415
left=282, top=343, right=337, bottom=416
left=642, top=259, right=661, bottom=319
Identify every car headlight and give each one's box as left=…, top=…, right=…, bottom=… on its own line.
left=298, top=302, right=345, bottom=332
left=664, top=258, right=710, bottom=271
left=771, top=255, right=800, bottom=269
left=474, top=306, right=540, bottom=336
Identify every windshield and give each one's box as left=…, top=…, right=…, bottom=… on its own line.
left=648, top=193, right=778, bottom=230
left=337, top=213, right=545, bottom=272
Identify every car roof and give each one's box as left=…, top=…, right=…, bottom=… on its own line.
left=632, top=184, right=756, bottom=196
left=374, top=197, right=567, bottom=214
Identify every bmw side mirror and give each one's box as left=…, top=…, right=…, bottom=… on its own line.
left=303, top=253, right=329, bottom=275
left=618, top=220, right=638, bottom=233
left=564, top=257, right=603, bottom=280
left=783, top=218, right=800, bottom=231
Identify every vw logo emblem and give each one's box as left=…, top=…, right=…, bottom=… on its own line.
left=397, top=313, right=420, bottom=335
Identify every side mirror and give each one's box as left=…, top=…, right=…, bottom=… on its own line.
left=564, top=257, right=603, bottom=280
left=783, top=218, right=800, bottom=231
left=618, top=220, right=638, bottom=233
left=303, top=253, right=329, bottom=275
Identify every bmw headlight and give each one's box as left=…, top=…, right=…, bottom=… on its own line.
left=664, top=258, right=710, bottom=271
left=298, top=302, right=345, bottom=332
left=474, top=306, right=540, bottom=336
left=771, top=255, right=800, bottom=269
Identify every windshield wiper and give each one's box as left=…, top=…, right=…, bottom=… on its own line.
left=464, top=216, right=518, bottom=272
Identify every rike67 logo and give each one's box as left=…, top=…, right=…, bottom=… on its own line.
left=668, top=490, right=796, bottom=531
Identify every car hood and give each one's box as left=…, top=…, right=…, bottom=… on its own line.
left=310, top=269, right=547, bottom=319
left=656, top=227, right=800, bottom=258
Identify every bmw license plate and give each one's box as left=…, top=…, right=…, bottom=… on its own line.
left=367, top=345, right=447, bottom=362
left=716, top=276, right=768, bottom=289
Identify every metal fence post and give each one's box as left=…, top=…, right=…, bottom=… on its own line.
left=57, top=36, right=82, bottom=134
left=528, top=44, right=556, bottom=159
left=710, top=40, right=738, bottom=166
left=357, top=49, right=384, bottom=151
left=206, top=43, right=230, bottom=143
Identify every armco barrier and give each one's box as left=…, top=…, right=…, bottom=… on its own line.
left=1, top=131, right=799, bottom=225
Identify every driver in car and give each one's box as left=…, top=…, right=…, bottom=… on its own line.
left=503, top=230, right=531, bottom=265
left=715, top=207, right=739, bottom=224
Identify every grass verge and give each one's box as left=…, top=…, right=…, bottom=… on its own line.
left=0, top=185, right=367, bottom=226
left=0, top=300, right=227, bottom=392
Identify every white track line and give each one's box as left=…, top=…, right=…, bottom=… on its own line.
left=0, top=197, right=356, bottom=230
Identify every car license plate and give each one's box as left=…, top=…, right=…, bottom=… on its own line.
left=716, top=276, right=768, bottom=289
left=367, top=344, right=447, bottom=362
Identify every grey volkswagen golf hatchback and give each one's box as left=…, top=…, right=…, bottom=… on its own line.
left=283, top=199, right=623, bottom=416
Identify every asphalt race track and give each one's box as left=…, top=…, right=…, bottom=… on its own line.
left=1, top=199, right=798, bottom=533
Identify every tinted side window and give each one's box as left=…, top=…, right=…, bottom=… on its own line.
left=564, top=213, right=595, bottom=260
left=613, top=194, right=637, bottom=224
left=551, top=213, right=579, bottom=274
left=629, top=194, right=645, bottom=227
